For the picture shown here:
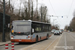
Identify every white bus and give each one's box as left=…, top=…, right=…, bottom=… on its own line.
left=10, top=20, right=52, bottom=43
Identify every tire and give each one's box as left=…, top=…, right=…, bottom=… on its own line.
left=46, top=34, right=49, bottom=39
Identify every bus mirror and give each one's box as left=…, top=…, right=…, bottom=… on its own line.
left=12, top=26, right=13, bottom=29
left=32, top=29, right=34, bottom=33
left=8, top=23, right=10, bottom=28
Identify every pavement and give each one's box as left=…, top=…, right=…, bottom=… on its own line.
left=0, top=32, right=75, bottom=50
left=0, top=41, right=11, bottom=46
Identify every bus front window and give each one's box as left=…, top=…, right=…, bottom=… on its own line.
left=15, top=25, right=30, bottom=32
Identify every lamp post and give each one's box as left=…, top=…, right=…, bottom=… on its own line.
left=2, top=0, right=6, bottom=42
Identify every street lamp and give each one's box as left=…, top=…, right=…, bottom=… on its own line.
left=2, top=0, right=6, bottom=42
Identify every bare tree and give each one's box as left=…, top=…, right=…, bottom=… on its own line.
left=39, top=6, right=48, bottom=22
left=69, top=10, right=75, bottom=31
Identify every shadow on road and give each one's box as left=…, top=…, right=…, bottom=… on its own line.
left=15, top=42, right=36, bottom=45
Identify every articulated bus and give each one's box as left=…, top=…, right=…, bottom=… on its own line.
left=10, top=20, right=52, bottom=43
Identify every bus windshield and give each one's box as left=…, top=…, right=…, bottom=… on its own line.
left=13, top=21, right=31, bottom=32
left=15, top=25, right=30, bottom=32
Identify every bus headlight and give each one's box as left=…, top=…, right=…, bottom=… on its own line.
left=28, top=35, right=31, bottom=39
left=11, top=36, right=14, bottom=39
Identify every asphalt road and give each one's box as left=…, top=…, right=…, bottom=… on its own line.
left=0, top=32, right=75, bottom=50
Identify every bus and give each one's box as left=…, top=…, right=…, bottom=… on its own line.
left=10, top=20, right=52, bottom=43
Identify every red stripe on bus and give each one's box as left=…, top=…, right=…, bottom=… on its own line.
left=11, top=35, right=51, bottom=42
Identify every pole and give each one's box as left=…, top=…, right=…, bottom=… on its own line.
left=36, top=0, right=38, bottom=16
left=2, top=0, right=6, bottom=42
left=41, top=6, right=42, bottom=22
left=31, top=0, right=33, bottom=20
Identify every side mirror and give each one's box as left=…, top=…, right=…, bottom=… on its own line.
left=32, top=29, right=34, bottom=33
left=31, top=29, right=34, bottom=35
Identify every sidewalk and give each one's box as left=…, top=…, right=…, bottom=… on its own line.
left=0, top=41, right=11, bottom=46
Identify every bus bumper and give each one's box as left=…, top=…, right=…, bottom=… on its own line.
left=11, top=39, right=35, bottom=42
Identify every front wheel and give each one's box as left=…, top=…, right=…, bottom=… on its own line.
left=36, top=37, right=38, bottom=42
left=46, top=34, right=49, bottom=39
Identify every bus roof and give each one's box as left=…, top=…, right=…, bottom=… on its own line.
left=13, top=20, right=51, bottom=25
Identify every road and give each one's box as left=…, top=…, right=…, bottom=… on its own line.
left=0, top=32, right=75, bottom=50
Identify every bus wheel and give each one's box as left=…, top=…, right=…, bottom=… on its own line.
left=46, top=34, right=49, bottom=39
left=36, top=36, right=38, bottom=42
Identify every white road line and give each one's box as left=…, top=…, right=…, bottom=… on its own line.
left=54, top=33, right=63, bottom=50
left=64, top=33, right=67, bottom=50
left=45, top=37, right=59, bottom=50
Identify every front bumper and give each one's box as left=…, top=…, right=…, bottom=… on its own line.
left=11, top=39, right=36, bottom=42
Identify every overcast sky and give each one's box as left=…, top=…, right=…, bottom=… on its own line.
left=10, top=0, right=75, bottom=29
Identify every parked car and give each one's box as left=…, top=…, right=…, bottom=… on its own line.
left=51, top=29, right=56, bottom=33
left=59, top=30, right=62, bottom=34
left=54, top=30, right=60, bottom=35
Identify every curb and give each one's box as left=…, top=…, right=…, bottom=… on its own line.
left=0, top=41, right=11, bottom=46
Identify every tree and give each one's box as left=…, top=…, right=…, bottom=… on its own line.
left=39, top=6, right=48, bottom=22
left=64, top=25, right=68, bottom=30
left=69, top=10, right=75, bottom=31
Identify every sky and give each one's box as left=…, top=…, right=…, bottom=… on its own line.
left=10, top=0, right=75, bottom=29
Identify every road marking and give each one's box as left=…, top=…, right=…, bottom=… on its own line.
left=54, top=33, right=63, bottom=50
left=55, top=46, right=74, bottom=49
left=45, top=36, right=59, bottom=50
left=64, top=33, right=67, bottom=50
